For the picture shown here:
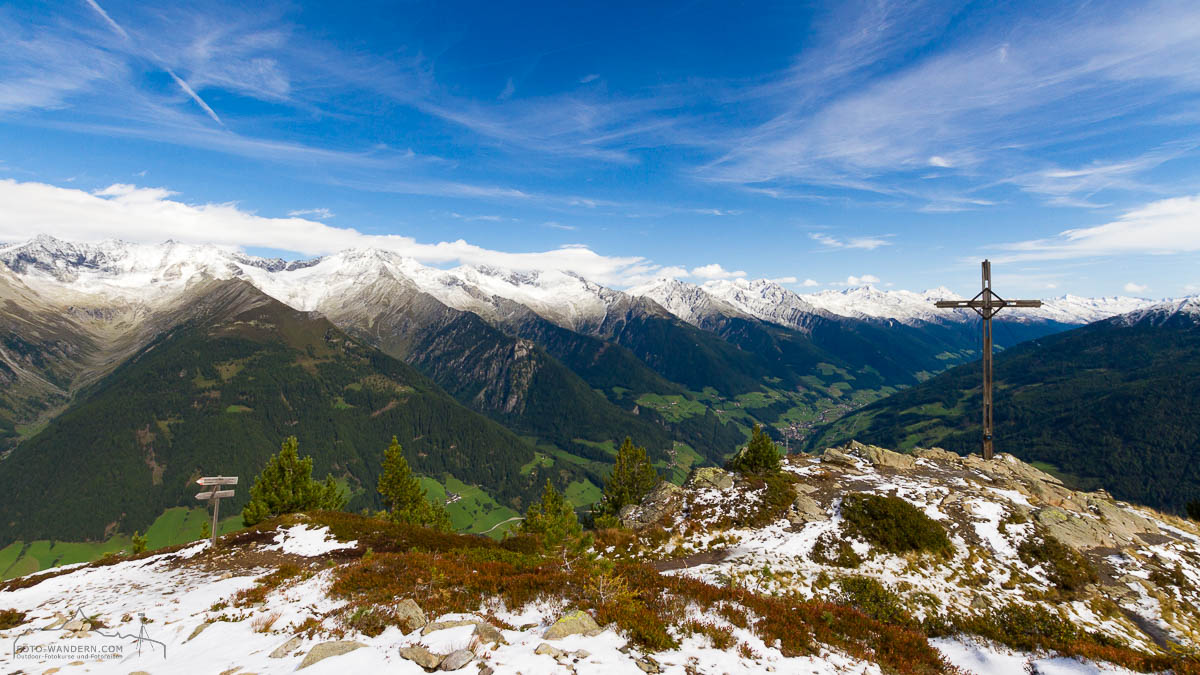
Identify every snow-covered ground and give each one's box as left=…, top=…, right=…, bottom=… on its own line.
left=5, top=447, right=1195, bottom=674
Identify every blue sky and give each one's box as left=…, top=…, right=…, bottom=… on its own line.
left=1, top=0, right=1199, bottom=297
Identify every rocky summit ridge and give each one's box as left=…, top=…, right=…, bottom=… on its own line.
left=616, top=441, right=1200, bottom=661
left=2, top=443, right=1198, bottom=674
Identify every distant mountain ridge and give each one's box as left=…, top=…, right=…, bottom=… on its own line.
left=1, top=236, right=1162, bottom=330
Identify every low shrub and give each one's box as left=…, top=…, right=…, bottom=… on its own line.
left=836, top=576, right=916, bottom=628
left=723, top=472, right=798, bottom=529
left=1017, top=534, right=1096, bottom=595
left=0, top=608, right=26, bottom=629
left=841, top=494, right=952, bottom=557
left=235, top=564, right=303, bottom=607
left=811, top=532, right=864, bottom=568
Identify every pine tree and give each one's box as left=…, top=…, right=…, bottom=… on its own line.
left=199, top=519, right=211, bottom=541
left=727, top=424, right=781, bottom=475
left=130, top=530, right=147, bottom=555
left=377, top=436, right=452, bottom=531
left=519, top=479, right=592, bottom=558
left=242, top=436, right=347, bottom=526
left=595, top=437, right=659, bottom=523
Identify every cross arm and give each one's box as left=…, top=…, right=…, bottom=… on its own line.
left=1003, top=300, right=1044, bottom=307
left=934, top=300, right=977, bottom=308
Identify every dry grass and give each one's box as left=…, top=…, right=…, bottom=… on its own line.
left=252, top=611, right=282, bottom=633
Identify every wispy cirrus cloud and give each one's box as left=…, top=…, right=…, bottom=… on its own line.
left=287, top=207, right=334, bottom=219
left=809, top=232, right=891, bottom=250
left=698, top=0, right=1200, bottom=205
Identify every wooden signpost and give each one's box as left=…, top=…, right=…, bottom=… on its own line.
left=934, top=260, right=1042, bottom=460
left=195, top=476, right=237, bottom=546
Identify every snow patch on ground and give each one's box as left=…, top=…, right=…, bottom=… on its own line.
left=262, top=525, right=356, bottom=556
left=932, top=637, right=1141, bottom=675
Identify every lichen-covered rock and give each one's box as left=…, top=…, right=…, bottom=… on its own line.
left=439, top=649, right=474, bottom=671
left=400, top=645, right=443, bottom=670
left=395, top=598, right=427, bottom=633
left=298, top=641, right=364, bottom=669
left=820, top=447, right=860, bottom=468
left=852, top=441, right=916, bottom=470
left=912, top=446, right=960, bottom=464
left=422, top=618, right=477, bottom=635
left=473, top=621, right=506, bottom=646
left=268, top=634, right=302, bottom=658
left=787, top=492, right=827, bottom=525
left=686, top=467, right=733, bottom=491
left=544, top=610, right=600, bottom=640
left=619, top=482, right=683, bottom=529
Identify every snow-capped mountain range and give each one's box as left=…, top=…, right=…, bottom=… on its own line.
left=632, top=276, right=1163, bottom=329
left=0, top=235, right=1175, bottom=331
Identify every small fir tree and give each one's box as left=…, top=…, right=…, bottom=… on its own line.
left=594, top=437, right=658, bottom=525
left=199, top=519, right=211, bottom=541
left=130, top=530, right=147, bottom=555
left=519, top=479, right=592, bottom=559
left=377, top=436, right=452, bottom=531
left=726, top=424, right=782, bottom=475
left=242, top=436, right=346, bottom=526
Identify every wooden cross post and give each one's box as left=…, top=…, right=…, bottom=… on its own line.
left=934, top=260, right=1042, bottom=460
left=195, top=476, right=238, bottom=546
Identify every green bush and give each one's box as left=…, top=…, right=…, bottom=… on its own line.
left=1018, top=534, right=1096, bottom=595
left=841, top=493, right=952, bottom=557
left=953, top=603, right=1080, bottom=651
left=836, top=576, right=915, bottom=628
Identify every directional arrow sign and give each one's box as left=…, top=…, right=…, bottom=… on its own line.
left=197, top=476, right=238, bottom=486
left=196, top=490, right=235, bottom=500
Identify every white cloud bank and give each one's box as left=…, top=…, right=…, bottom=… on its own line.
left=690, top=263, right=746, bottom=279
left=0, top=179, right=662, bottom=286
left=833, top=274, right=881, bottom=286
left=995, top=194, right=1200, bottom=262
left=1124, top=282, right=1148, bottom=294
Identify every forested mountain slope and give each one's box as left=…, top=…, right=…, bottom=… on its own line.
left=0, top=280, right=549, bottom=545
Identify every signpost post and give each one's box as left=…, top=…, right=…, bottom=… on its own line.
left=195, top=476, right=237, bottom=546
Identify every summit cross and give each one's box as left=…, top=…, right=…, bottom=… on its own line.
left=934, top=260, right=1042, bottom=460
